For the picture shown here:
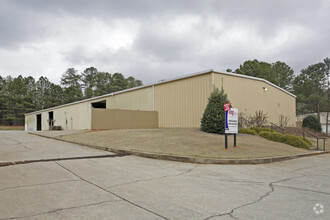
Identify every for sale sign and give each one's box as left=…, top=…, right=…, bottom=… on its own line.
left=224, top=103, right=231, bottom=112
left=225, top=108, right=238, bottom=134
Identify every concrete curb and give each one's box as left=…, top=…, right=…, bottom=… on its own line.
left=0, top=154, right=127, bottom=167
left=29, top=132, right=330, bottom=165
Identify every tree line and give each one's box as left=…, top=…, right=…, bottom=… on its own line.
left=0, top=67, right=142, bottom=125
left=1, top=58, right=329, bottom=126
left=228, top=57, right=330, bottom=118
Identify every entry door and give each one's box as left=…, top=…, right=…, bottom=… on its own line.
left=36, top=114, right=42, bottom=131
left=48, top=111, right=54, bottom=129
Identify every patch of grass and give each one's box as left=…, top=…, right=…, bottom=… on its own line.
left=59, top=128, right=310, bottom=159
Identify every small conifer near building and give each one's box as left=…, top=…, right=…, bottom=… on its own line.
left=201, top=87, right=231, bottom=134
left=302, top=115, right=322, bottom=132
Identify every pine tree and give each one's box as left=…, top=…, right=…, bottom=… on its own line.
left=201, top=87, right=231, bottom=134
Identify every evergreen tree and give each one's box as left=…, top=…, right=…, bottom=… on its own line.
left=0, top=76, right=5, bottom=124
left=61, top=68, right=83, bottom=103
left=293, top=62, right=327, bottom=116
left=94, top=71, right=113, bottom=96
left=60, top=68, right=81, bottom=87
left=82, top=67, right=98, bottom=98
left=127, top=76, right=143, bottom=88
left=201, top=87, right=231, bottom=134
left=112, top=73, right=128, bottom=92
left=0, top=67, right=143, bottom=125
left=302, top=115, right=322, bottom=132
left=235, top=59, right=294, bottom=91
left=63, top=86, right=83, bottom=104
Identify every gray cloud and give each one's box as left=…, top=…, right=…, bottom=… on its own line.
left=0, top=0, right=329, bottom=84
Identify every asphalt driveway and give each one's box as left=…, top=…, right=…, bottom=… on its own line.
left=0, top=131, right=329, bottom=219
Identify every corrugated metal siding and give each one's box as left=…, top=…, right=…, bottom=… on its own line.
left=41, top=112, right=49, bottom=131
left=92, top=109, right=158, bottom=129
left=107, top=87, right=153, bottom=111
left=214, top=72, right=296, bottom=126
left=25, top=114, right=35, bottom=131
left=53, top=102, right=90, bottom=130
left=155, top=73, right=212, bottom=128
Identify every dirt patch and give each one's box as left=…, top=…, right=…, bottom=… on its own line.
left=0, top=125, right=24, bottom=130
left=86, top=129, right=107, bottom=133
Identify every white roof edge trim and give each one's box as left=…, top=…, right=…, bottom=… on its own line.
left=25, top=69, right=295, bottom=116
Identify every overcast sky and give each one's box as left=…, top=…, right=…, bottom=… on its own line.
left=1, top=0, right=329, bottom=85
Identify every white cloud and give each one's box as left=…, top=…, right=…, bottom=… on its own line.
left=0, top=0, right=329, bottom=85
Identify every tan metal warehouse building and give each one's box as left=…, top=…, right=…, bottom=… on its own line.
left=25, top=69, right=296, bottom=131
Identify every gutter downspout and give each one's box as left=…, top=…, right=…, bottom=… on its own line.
left=152, top=85, right=155, bottom=111
left=86, top=102, right=89, bottom=130
left=211, top=72, right=215, bottom=90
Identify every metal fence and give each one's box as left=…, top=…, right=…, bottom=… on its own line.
left=0, top=118, right=25, bottom=126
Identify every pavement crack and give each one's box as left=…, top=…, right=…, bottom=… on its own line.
left=203, top=212, right=233, bottom=219
left=0, top=180, right=81, bottom=193
left=54, top=161, right=170, bottom=220
left=108, top=164, right=199, bottom=189
left=108, top=176, right=169, bottom=189
left=2, top=200, right=118, bottom=220
left=292, top=164, right=319, bottom=172
left=273, top=185, right=330, bottom=196
left=185, top=175, right=267, bottom=185
left=203, top=174, right=305, bottom=220
left=12, top=138, right=32, bottom=150
left=0, top=154, right=126, bottom=167
left=175, top=164, right=198, bottom=176
left=271, top=173, right=306, bottom=184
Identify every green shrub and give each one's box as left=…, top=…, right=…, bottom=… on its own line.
left=301, top=137, right=312, bottom=146
left=259, top=131, right=276, bottom=140
left=238, top=128, right=257, bottom=135
left=282, top=134, right=311, bottom=150
left=251, top=127, right=275, bottom=134
left=200, top=87, right=230, bottom=134
left=259, top=131, right=311, bottom=150
left=51, top=126, right=62, bottom=130
left=302, top=115, right=322, bottom=132
left=262, top=132, right=285, bottom=142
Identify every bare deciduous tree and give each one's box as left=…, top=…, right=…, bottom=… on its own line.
left=278, top=114, right=290, bottom=127
left=249, top=110, right=269, bottom=127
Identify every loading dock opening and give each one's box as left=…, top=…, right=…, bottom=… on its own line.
left=36, top=114, right=42, bottom=131
left=91, top=100, right=106, bottom=108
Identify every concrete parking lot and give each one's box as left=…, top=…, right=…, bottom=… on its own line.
left=0, top=131, right=329, bottom=219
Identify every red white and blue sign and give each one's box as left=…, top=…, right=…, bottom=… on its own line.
left=224, top=103, right=231, bottom=112
left=225, top=108, right=238, bottom=134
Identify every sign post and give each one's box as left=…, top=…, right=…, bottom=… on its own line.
left=224, top=107, right=238, bottom=149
